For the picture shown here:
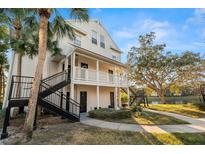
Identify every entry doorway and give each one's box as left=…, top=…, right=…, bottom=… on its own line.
left=81, top=63, right=88, bottom=79
left=110, top=92, right=114, bottom=108
left=66, top=92, right=70, bottom=111
left=80, top=91, right=87, bottom=113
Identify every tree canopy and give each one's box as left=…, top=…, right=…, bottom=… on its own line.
left=128, top=32, right=204, bottom=103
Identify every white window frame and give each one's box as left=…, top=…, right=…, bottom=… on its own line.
left=100, top=34, right=105, bottom=48
left=74, top=35, right=81, bottom=47
left=112, top=53, right=117, bottom=60
left=92, top=30, right=97, bottom=45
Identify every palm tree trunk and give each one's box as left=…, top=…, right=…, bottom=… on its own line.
left=24, top=9, right=50, bottom=137
left=2, top=72, right=5, bottom=101
left=16, top=54, right=24, bottom=113
left=14, top=28, right=24, bottom=113
left=0, top=66, right=2, bottom=102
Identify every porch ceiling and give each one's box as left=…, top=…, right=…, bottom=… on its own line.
left=73, top=46, right=127, bottom=68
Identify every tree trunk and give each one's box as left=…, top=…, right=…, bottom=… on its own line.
left=2, top=72, right=5, bottom=101
left=0, top=66, right=2, bottom=102
left=158, top=90, right=165, bottom=104
left=17, top=54, right=24, bottom=113
left=24, top=11, right=50, bottom=137
left=16, top=53, right=22, bottom=97
left=14, top=28, right=24, bottom=113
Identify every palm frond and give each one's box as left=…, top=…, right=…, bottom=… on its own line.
left=70, top=8, right=89, bottom=22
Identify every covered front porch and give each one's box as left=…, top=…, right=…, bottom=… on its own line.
left=65, top=84, right=130, bottom=112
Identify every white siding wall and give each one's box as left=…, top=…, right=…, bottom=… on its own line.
left=68, top=20, right=121, bottom=62
left=75, top=85, right=115, bottom=112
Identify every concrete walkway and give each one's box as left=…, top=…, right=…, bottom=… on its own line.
left=80, top=110, right=205, bottom=133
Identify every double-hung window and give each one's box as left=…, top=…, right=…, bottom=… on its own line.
left=74, top=35, right=81, bottom=47
left=100, top=34, right=105, bottom=48
left=92, top=30, right=97, bottom=45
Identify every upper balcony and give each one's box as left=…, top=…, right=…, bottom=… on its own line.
left=71, top=51, right=128, bottom=87
left=74, top=66, right=128, bottom=87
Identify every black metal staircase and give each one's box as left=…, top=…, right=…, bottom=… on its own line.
left=121, top=87, right=148, bottom=106
left=1, top=69, right=80, bottom=139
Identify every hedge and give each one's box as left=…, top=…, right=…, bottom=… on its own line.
left=88, top=108, right=132, bottom=119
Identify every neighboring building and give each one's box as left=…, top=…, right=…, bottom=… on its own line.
left=10, top=20, right=129, bottom=112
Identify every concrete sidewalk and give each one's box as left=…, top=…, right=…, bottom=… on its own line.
left=80, top=111, right=205, bottom=133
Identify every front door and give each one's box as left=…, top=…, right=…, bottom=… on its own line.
left=110, top=92, right=114, bottom=108
left=81, top=63, right=88, bottom=79
left=62, top=63, right=65, bottom=71
left=66, top=92, right=70, bottom=111
left=80, top=91, right=87, bottom=113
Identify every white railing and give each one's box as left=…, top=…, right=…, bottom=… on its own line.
left=74, top=67, right=128, bottom=86
left=75, top=67, right=97, bottom=82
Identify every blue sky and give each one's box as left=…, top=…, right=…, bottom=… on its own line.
left=60, top=8, right=205, bottom=63
left=6, top=9, right=205, bottom=64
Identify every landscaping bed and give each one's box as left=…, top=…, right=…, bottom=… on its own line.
left=88, top=108, right=188, bottom=125
left=148, top=104, right=205, bottom=118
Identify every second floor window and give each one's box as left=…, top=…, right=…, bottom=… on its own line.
left=92, top=30, right=97, bottom=45
left=112, top=54, right=117, bottom=60
left=100, top=35, right=105, bottom=48
left=74, top=35, right=81, bottom=47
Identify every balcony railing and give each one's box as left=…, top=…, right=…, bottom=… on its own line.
left=74, top=67, right=128, bottom=86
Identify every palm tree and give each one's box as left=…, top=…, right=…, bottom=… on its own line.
left=0, top=52, right=9, bottom=103
left=24, top=9, right=89, bottom=137
left=0, top=9, right=35, bottom=112
left=0, top=24, right=9, bottom=105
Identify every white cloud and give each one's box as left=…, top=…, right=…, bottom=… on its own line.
left=112, top=15, right=204, bottom=63
left=92, top=8, right=102, bottom=13
left=113, top=18, right=175, bottom=44
left=186, top=8, right=205, bottom=24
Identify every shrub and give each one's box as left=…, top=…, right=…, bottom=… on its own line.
left=121, top=92, right=128, bottom=103
left=88, top=108, right=132, bottom=119
left=0, top=108, right=6, bottom=117
left=129, top=105, right=143, bottom=112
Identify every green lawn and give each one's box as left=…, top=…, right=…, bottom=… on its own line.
left=2, top=122, right=205, bottom=145
left=89, top=111, right=189, bottom=125
left=148, top=104, right=205, bottom=118
left=1, top=115, right=205, bottom=145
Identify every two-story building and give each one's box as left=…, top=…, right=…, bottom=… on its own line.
left=8, top=19, right=129, bottom=112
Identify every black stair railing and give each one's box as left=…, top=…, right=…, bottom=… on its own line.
left=9, top=75, right=33, bottom=100
left=42, top=69, right=70, bottom=88
left=1, top=68, right=77, bottom=140
left=39, top=81, right=80, bottom=118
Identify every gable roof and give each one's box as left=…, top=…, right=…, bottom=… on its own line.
left=66, top=19, right=123, bottom=53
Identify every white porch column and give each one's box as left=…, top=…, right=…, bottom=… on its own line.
left=70, top=83, right=74, bottom=100
left=114, top=87, right=118, bottom=109
left=72, top=52, right=76, bottom=81
left=96, top=60, right=99, bottom=82
left=118, top=88, right=122, bottom=108
left=127, top=87, right=130, bottom=107
left=114, top=65, right=117, bottom=85
left=97, top=86, right=100, bottom=108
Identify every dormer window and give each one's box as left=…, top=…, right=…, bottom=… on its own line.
left=74, top=35, right=81, bottom=47
left=100, top=34, right=105, bottom=48
left=92, top=30, right=97, bottom=45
